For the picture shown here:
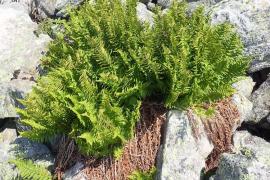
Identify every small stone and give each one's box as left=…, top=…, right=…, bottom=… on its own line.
left=137, top=2, right=154, bottom=26
left=63, top=162, right=87, bottom=180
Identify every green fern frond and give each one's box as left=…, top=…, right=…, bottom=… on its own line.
left=9, top=159, right=52, bottom=180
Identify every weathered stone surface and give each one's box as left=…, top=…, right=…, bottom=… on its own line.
left=232, top=77, right=255, bottom=99
left=231, top=93, right=253, bottom=126
left=214, top=131, right=270, bottom=180
left=209, top=0, right=270, bottom=73
left=137, top=2, right=154, bottom=26
left=250, top=77, right=270, bottom=125
left=156, top=110, right=213, bottom=180
left=0, top=4, right=50, bottom=83
left=156, top=0, right=220, bottom=9
left=0, top=80, right=35, bottom=119
left=231, top=77, right=255, bottom=126
left=33, top=0, right=84, bottom=19
left=0, top=3, right=50, bottom=120
left=0, top=133, right=54, bottom=179
left=63, top=162, right=87, bottom=180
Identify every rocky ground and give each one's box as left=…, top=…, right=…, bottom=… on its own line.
left=0, top=0, right=269, bottom=179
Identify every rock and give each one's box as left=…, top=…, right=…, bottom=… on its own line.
left=231, top=93, right=253, bottom=127
left=0, top=128, right=19, bottom=180
left=229, top=77, right=255, bottom=130
left=63, top=161, right=87, bottom=180
left=232, top=77, right=255, bottom=99
left=9, top=137, right=54, bottom=171
left=214, top=131, right=270, bottom=180
left=0, top=80, right=35, bottom=120
left=33, top=0, right=84, bottom=19
left=0, top=3, right=50, bottom=120
left=209, top=0, right=270, bottom=73
left=156, top=0, right=220, bottom=9
left=250, top=77, right=270, bottom=125
left=147, top=2, right=156, bottom=11
left=0, top=128, right=18, bottom=163
left=0, top=4, right=50, bottom=83
left=156, top=110, right=213, bottom=180
left=137, top=2, right=154, bottom=26
left=0, top=127, right=54, bottom=179
left=231, top=77, right=254, bottom=126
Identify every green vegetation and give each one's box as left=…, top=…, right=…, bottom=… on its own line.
left=129, top=167, right=157, bottom=180
left=9, top=159, right=52, bottom=180
left=18, top=0, right=250, bottom=158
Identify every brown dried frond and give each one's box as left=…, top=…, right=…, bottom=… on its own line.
left=202, top=98, right=240, bottom=172
left=82, top=101, right=167, bottom=180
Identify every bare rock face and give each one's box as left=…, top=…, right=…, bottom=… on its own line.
left=0, top=3, right=50, bottom=120
left=156, top=110, right=213, bottom=180
left=213, top=131, right=270, bottom=180
left=231, top=77, right=255, bottom=126
left=0, top=122, right=54, bottom=180
left=250, top=77, right=270, bottom=126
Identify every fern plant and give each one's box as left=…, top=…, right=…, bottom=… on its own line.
left=18, top=0, right=250, bottom=157
left=9, top=159, right=52, bottom=180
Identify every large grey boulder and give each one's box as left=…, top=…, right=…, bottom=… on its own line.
left=0, top=3, right=50, bottom=120
left=210, top=0, right=270, bottom=73
left=0, top=4, right=50, bottom=83
left=214, top=131, right=270, bottom=180
left=156, top=110, right=213, bottom=180
left=249, top=77, right=270, bottom=126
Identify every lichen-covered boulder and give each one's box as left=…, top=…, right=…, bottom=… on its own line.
left=250, top=77, right=270, bottom=126
left=214, top=131, right=270, bottom=180
left=0, top=3, right=50, bottom=120
left=210, top=0, right=270, bottom=73
left=0, top=4, right=50, bottom=83
left=156, top=110, right=213, bottom=180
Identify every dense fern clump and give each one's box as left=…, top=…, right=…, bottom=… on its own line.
left=18, top=0, right=250, bottom=157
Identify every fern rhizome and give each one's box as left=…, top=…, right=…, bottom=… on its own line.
left=18, top=0, right=250, bottom=158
